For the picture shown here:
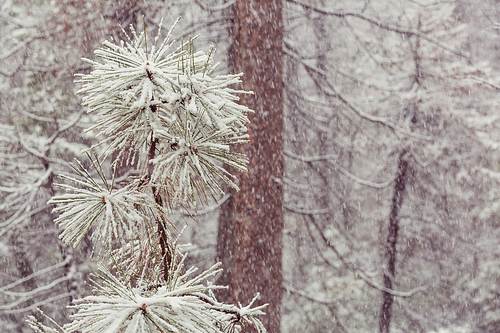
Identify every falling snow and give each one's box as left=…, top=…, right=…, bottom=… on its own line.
left=2, top=1, right=500, bottom=333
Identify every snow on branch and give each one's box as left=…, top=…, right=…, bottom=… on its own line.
left=77, top=19, right=251, bottom=175
left=179, top=193, right=231, bottom=216
left=45, top=109, right=86, bottom=146
left=40, top=17, right=267, bottom=333
left=284, top=203, right=330, bottom=215
left=466, top=75, right=500, bottom=91
left=0, top=165, right=54, bottom=237
left=0, top=202, right=47, bottom=237
left=283, top=148, right=338, bottom=163
left=0, top=275, right=70, bottom=299
left=0, top=63, right=23, bottom=77
left=2, top=292, right=72, bottom=315
left=0, top=29, right=61, bottom=60
left=18, top=134, right=67, bottom=166
left=49, top=155, right=170, bottom=254
left=60, top=252, right=267, bottom=333
left=193, top=0, right=236, bottom=12
left=17, top=109, right=88, bottom=127
left=0, top=11, right=38, bottom=28
left=298, top=55, right=432, bottom=141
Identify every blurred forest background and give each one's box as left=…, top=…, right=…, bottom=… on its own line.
left=2, top=0, right=500, bottom=332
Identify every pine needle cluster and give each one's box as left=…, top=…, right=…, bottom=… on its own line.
left=27, top=18, right=266, bottom=333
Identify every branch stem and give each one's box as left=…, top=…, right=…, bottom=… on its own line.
left=148, top=137, right=171, bottom=282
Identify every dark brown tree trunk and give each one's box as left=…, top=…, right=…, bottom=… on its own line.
left=379, top=150, right=409, bottom=333
left=217, top=1, right=284, bottom=332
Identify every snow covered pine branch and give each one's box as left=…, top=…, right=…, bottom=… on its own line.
left=27, top=18, right=267, bottom=333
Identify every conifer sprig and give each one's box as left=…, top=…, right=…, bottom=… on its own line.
left=61, top=249, right=266, bottom=333
left=39, top=17, right=267, bottom=333
left=76, top=17, right=252, bottom=183
left=48, top=155, right=170, bottom=255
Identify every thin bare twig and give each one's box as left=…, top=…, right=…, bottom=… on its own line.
left=0, top=256, right=72, bottom=292
left=307, top=215, right=427, bottom=298
left=287, top=0, right=469, bottom=58
left=285, top=149, right=394, bottom=188
left=283, top=284, right=342, bottom=305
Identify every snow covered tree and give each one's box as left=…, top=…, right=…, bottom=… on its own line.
left=26, top=18, right=267, bottom=333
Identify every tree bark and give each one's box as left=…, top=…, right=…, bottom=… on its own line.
left=379, top=150, right=409, bottom=333
left=217, top=1, right=284, bottom=332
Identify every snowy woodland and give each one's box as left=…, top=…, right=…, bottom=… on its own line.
left=2, top=0, right=500, bottom=332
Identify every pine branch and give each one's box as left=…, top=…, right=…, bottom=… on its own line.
left=43, top=17, right=267, bottom=333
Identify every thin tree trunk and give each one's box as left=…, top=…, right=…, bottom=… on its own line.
left=217, top=1, right=284, bottom=332
left=379, top=150, right=409, bottom=333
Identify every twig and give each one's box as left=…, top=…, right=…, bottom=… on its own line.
left=17, top=135, right=67, bottom=166
left=286, top=46, right=432, bottom=140
left=194, top=0, right=236, bottom=12
left=1, top=292, right=73, bottom=315
left=0, top=256, right=72, bottom=292
left=283, top=203, right=330, bottom=215
left=0, top=275, right=71, bottom=297
left=288, top=0, right=469, bottom=58
left=46, top=109, right=86, bottom=146
left=285, top=149, right=394, bottom=188
left=307, top=215, right=427, bottom=298
left=285, top=39, right=403, bottom=92
left=283, top=283, right=342, bottom=305
left=466, top=75, right=500, bottom=90
left=179, top=194, right=231, bottom=216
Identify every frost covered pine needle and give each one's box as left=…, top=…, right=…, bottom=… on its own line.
left=41, top=17, right=267, bottom=333
left=49, top=156, right=169, bottom=255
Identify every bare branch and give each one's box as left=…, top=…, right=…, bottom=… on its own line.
left=287, top=0, right=470, bottom=58
left=18, top=135, right=67, bottom=166
left=0, top=34, right=41, bottom=60
left=0, top=11, right=38, bottom=27
left=0, top=256, right=72, bottom=293
left=283, top=176, right=321, bottom=190
left=46, top=109, right=86, bottom=146
left=179, top=194, right=231, bottom=216
left=17, top=109, right=88, bottom=126
left=284, top=203, right=330, bottom=215
left=0, top=63, right=23, bottom=77
left=285, top=39, right=403, bottom=92
left=408, top=0, right=457, bottom=7
left=286, top=46, right=432, bottom=140
left=0, top=275, right=71, bottom=297
left=193, top=0, right=236, bottom=12
left=1, top=292, right=72, bottom=315
left=307, top=215, right=427, bottom=298
left=285, top=149, right=394, bottom=188
left=466, top=75, right=500, bottom=90
left=283, top=283, right=342, bottom=304
left=284, top=149, right=338, bottom=163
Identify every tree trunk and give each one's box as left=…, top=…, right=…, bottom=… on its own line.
left=217, top=1, right=284, bottom=332
left=379, top=150, right=409, bottom=333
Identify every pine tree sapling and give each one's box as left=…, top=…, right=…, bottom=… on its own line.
left=28, top=18, right=267, bottom=333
